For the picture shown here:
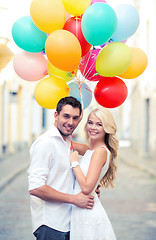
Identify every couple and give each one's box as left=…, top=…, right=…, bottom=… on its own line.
left=28, top=96, right=119, bottom=240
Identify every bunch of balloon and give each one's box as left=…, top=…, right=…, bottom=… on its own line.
left=11, top=0, right=148, bottom=109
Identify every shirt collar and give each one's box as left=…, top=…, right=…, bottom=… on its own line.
left=48, top=125, right=72, bottom=142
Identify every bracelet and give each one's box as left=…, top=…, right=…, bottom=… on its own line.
left=71, top=161, right=79, bottom=168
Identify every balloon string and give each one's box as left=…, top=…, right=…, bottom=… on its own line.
left=75, top=17, right=78, bottom=39
left=81, top=49, right=93, bottom=80
left=81, top=60, right=97, bottom=84
left=82, top=55, right=96, bottom=80
left=76, top=74, right=83, bottom=111
left=79, top=83, right=84, bottom=110
left=70, top=140, right=75, bottom=151
left=84, top=86, right=92, bottom=93
left=81, top=50, right=98, bottom=83
left=73, top=70, right=77, bottom=78
left=70, top=135, right=76, bottom=151
left=49, top=73, right=73, bottom=81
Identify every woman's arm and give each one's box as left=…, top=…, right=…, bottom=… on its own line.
left=72, top=141, right=89, bottom=156
left=70, top=148, right=107, bottom=194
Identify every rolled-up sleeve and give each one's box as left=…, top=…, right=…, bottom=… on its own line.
left=28, top=138, right=52, bottom=191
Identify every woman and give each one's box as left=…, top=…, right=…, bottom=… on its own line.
left=70, top=107, right=119, bottom=240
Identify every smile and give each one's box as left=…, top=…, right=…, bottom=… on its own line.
left=88, top=131, right=98, bottom=135
left=64, top=125, right=73, bottom=132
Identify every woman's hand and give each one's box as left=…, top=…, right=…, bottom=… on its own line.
left=70, top=150, right=79, bottom=163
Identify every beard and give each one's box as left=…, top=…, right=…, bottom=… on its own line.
left=58, top=126, right=74, bottom=137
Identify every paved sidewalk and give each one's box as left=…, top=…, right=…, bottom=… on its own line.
left=0, top=149, right=30, bottom=191
left=118, top=146, right=156, bottom=178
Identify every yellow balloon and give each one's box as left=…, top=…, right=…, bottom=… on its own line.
left=48, top=61, right=75, bottom=82
left=34, top=76, right=69, bottom=109
left=30, top=0, right=66, bottom=33
left=96, top=42, right=132, bottom=77
left=119, top=47, right=148, bottom=79
left=62, top=0, right=91, bottom=16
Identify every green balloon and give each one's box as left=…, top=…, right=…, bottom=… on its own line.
left=96, top=42, right=132, bottom=77
left=82, top=3, right=117, bottom=46
left=12, top=16, right=47, bottom=53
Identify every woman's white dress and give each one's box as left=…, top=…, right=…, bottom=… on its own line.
left=70, top=146, right=117, bottom=240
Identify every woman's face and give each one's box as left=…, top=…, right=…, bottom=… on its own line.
left=86, top=113, right=105, bottom=142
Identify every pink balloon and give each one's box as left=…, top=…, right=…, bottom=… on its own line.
left=79, top=48, right=104, bottom=81
left=13, top=52, right=48, bottom=81
left=91, top=0, right=107, bottom=4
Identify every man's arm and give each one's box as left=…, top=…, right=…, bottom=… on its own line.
left=29, top=185, right=94, bottom=209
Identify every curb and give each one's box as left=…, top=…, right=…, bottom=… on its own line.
left=119, top=153, right=156, bottom=178
left=0, top=162, right=29, bottom=192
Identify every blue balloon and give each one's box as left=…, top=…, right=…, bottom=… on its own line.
left=12, top=16, right=47, bottom=53
left=81, top=3, right=117, bottom=46
left=68, top=82, right=92, bottom=109
left=111, top=4, right=140, bottom=41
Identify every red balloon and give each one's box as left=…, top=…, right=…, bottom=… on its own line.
left=94, top=77, right=128, bottom=108
left=63, top=16, right=91, bottom=56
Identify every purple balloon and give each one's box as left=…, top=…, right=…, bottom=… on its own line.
left=101, top=39, right=127, bottom=48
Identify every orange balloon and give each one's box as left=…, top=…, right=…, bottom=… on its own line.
left=34, top=76, right=69, bottom=109
left=119, top=47, right=148, bottom=79
left=45, top=30, right=82, bottom=72
left=30, top=0, right=66, bottom=34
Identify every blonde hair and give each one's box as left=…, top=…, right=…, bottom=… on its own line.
left=85, top=108, right=119, bottom=188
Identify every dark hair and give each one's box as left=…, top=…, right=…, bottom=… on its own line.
left=56, top=97, right=82, bottom=116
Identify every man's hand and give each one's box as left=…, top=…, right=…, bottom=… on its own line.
left=95, top=184, right=101, bottom=198
left=73, top=192, right=94, bottom=209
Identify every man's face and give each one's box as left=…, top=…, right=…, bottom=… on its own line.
left=54, top=105, right=81, bottom=139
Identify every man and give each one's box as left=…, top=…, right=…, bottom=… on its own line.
left=28, top=97, right=94, bottom=240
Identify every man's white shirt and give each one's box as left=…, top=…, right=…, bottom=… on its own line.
left=28, top=125, right=74, bottom=233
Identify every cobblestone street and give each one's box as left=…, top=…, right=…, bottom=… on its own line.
left=101, top=160, right=156, bottom=240
left=0, top=159, right=156, bottom=240
left=0, top=169, right=33, bottom=240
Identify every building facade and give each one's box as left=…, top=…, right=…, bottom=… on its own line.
left=117, top=0, right=156, bottom=158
